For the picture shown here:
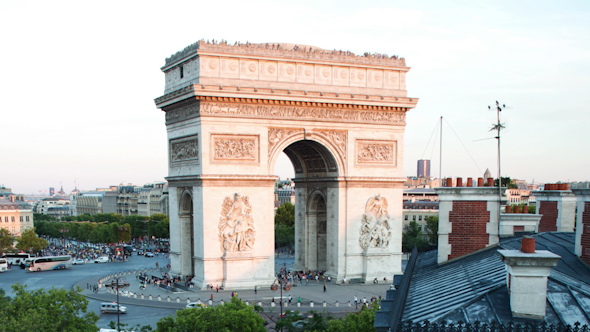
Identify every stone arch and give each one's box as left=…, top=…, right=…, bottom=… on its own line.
left=178, top=189, right=194, bottom=276
left=306, top=190, right=328, bottom=271
left=268, top=132, right=345, bottom=177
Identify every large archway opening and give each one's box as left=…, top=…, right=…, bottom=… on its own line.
left=178, top=191, right=194, bottom=276
left=273, top=139, right=340, bottom=276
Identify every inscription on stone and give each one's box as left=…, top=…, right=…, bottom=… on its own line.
left=356, top=139, right=396, bottom=165
left=165, top=104, right=200, bottom=123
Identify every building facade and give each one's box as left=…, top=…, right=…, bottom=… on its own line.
left=0, top=194, right=34, bottom=237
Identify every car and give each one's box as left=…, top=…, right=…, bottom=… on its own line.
left=186, top=302, right=207, bottom=309
left=145, top=252, right=154, bottom=257
left=95, top=256, right=109, bottom=263
left=120, top=290, right=134, bottom=297
left=137, top=250, right=144, bottom=256
left=72, top=258, right=85, bottom=265
left=100, top=302, right=127, bottom=314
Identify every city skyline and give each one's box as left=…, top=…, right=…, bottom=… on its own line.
left=2, top=0, right=589, bottom=195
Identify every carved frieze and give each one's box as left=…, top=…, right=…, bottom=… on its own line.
left=200, top=103, right=405, bottom=125
left=359, top=195, right=392, bottom=249
left=218, top=193, right=255, bottom=253
left=170, top=136, right=199, bottom=164
left=356, top=139, right=396, bottom=166
left=165, top=103, right=200, bottom=124
left=212, top=134, right=259, bottom=163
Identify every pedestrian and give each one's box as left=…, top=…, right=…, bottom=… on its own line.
left=211, top=294, right=213, bottom=301
left=216, top=285, right=219, bottom=293
left=288, top=295, right=292, bottom=304
left=231, top=291, right=235, bottom=297
left=323, top=284, right=327, bottom=292
left=298, top=297, right=301, bottom=303
left=254, top=285, right=257, bottom=294
left=354, top=295, right=358, bottom=309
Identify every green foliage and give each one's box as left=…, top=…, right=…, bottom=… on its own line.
left=0, top=228, right=15, bottom=254
left=425, top=216, right=439, bottom=246
left=0, top=283, right=99, bottom=332
left=155, top=297, right=265, bottom=332
left=32, top=213, right=56, bottom=222
left=494, top=177, right=518, bottom=189
left=16, top=228, right=48, bottom=254
left=108, top=320, right=152, bottom=332
left=528, top=205, right=536, bottom=213
left=402, top=221, right=430, bottom=252
left=326, top=303, right=380, bottom=332
left=275, top=202, right=295, bottom=227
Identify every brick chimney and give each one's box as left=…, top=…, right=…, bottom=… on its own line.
left=533, top=184, right=575, bottom=232
left=435, top=181, right=503, bottom=264
left=571, top=189, right=590, bottom=266
left=499, top=236, right=560, bottom=320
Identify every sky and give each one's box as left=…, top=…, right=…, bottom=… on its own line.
left=1, top=0, right=589, bottom=195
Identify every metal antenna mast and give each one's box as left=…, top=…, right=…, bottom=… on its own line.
left=489, top=101, right=506, bottom=225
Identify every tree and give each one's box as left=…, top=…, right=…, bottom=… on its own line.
left=0, top=283, right=99, bottom=332
left=275, top=202, right=295, bottom=227
left=16, top=228, right=48, bottom=254
left=0, top=228, right=15, bottom=254
left=494, top=177, right=518, bottom=189
left=425, top=216, right=439, bottom=246
left=155, top=297, right=265, bottom=332
left=402, top=221, right=430, bottom=252
left=32, top=213, right=56, bottom=222
left=326, top=302, right=380, bottom=332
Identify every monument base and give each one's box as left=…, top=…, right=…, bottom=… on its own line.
left=221, top=252, right=274, bottom=289
left=362, top=248, right=402, bottom=282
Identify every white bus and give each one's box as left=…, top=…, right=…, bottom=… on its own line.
left=27, top=255, right=72, bottom=272
left=3, top=253, right=31, bottom=265
left=0, top=258, right=7, bottom=272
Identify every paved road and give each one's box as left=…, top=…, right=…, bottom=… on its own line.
left=1, top=253, right=395, bottom=330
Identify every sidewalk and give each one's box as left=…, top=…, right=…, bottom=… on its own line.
left=75, top=266, right=391, bottom=312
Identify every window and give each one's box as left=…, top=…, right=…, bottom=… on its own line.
left=412, top=215, right=416, bottom=221
left=180, top=65, right=184, bottom=78
left=419, top=215, right=422, bottom=221
left=404, top=215, right=408, bottom=221
left=11, top=216, right=15, bottom=222
left=26, top=216, right=29, bottom=222
left=4, top=217, right=7, bottom=222
left=20, top=216, right=23, bottom=222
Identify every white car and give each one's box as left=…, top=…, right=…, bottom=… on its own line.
left=100, top=302, right=127, bottom=314
left=145, top=252, right=154, bottom=257
left=186, top=302, right=207, bottom=309
left=72, top=258, right=85, bottom=265
left=95, top=256, right=109, bottom=263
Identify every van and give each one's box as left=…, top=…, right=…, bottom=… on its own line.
left=100, top=302, right=127, bottom=314
left=95, top=256, right=109, bottom=263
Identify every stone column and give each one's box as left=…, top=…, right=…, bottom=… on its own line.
left=533, top=185, right=576, bottom=232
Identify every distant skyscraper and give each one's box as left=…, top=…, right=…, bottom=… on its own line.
left=49, top=187, right=55, bottom=196
left=417, top=159, right=431, bottom=178
left=483, top=168, right=492, bottom=180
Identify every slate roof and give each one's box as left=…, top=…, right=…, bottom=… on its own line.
left=377, top=232, right=590, bottom=330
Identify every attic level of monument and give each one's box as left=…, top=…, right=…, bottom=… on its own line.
left=163, top=39, right=408, bottom=69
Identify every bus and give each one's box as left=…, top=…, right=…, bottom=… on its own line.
left=0, top=258, right=7, bottom=272
left=27, top=255, right=72, bottom=272
left=3, top=253, right=31, bottom=265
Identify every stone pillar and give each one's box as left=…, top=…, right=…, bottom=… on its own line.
left=436, top=186, right=502, bottom=264
left=498, top=238, right=560, bottom=320
left=572, top=189, right=590, bottom=265
left=533, top=185, right=576, bottom=232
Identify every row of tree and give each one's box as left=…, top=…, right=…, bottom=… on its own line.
left=33, top=213, right=170, bottom=241
left=0, top=285, right=380, bottom=332
left=0, top=228, right=49, bottom=255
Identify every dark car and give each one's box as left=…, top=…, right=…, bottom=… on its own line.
left=137, top=250, right=144, bottom=256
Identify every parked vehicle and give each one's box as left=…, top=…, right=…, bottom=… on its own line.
left=0, top=258, right=7, bottom=272
left=95, top=256, right=109, bottom=263
left=100, top=302, right=127, bottom=314
left=72, top=258, right=85, bottom=265
left=186, top=302, right=207, bottom=309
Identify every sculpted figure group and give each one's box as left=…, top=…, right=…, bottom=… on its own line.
left=219, top=193, right=256, bottom=253
left=359, top=194, right=392, bottom=249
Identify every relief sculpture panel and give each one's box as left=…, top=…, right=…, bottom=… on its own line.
left=211, top=134, right=259, bottom=164
left=356, top=139, right=396, bottom=166
left=170, top=136, right=199, bottom=164
left=359, top=195, right=392, bottom=249
left=314, top=130, right=347, bottom=160
left=268, top=128, right=303, bottom=157
left=219, top=193, right=255, bottom=253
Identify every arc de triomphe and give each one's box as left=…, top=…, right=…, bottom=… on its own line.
left=154, top=40, right=418, bottom=289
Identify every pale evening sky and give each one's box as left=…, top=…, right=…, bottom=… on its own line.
left=1, top=0, right=589, bottom=195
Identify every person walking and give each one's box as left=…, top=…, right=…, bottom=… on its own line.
left=254, top=285, right=257, bottom=294
left=216, top=285, right=219, bottom=293
left=354, top=295, right=358, bottom=309
left=288, top=295, right=292, bottom=305
left=323, top=284, right=327, bottom=292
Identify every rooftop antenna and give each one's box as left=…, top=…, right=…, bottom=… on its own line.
left=488, top=101, right=507, bottom=227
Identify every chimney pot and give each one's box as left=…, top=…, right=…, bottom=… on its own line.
left=477, top=178, right=484, bottom=187
left=446, top=178, right=453, bottom=187
left=456, top=177, right=463, bottom=187
left=521, top=236, right=535, bottom=253
left=467, top=178, right=473, bottom=187
left=10, top=194, right=15, bottom=203
left=565, top=183, right=570, bottom=190
left=506, top=205, right=512, bottom=213
left=522, top=205, right=528, bottom=214
left=514, top=205, right=520, bottom=213
left=487, top=177, right=494, bottom=186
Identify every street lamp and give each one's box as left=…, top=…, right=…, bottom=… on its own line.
left=105, top=278, right=130, bottom=332
left=270, top=278, right=292, bottom=321
left=59, top=228, right=68, bottom=247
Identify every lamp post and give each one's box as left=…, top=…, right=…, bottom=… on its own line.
left=271, top=278, right=292, bottom=323
left=105, top=278, right=130, bottom=332
left=59, top=228, right=68, bottom=247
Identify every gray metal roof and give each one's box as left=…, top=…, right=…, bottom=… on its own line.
left=390, top=232, right=590, bottom=327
